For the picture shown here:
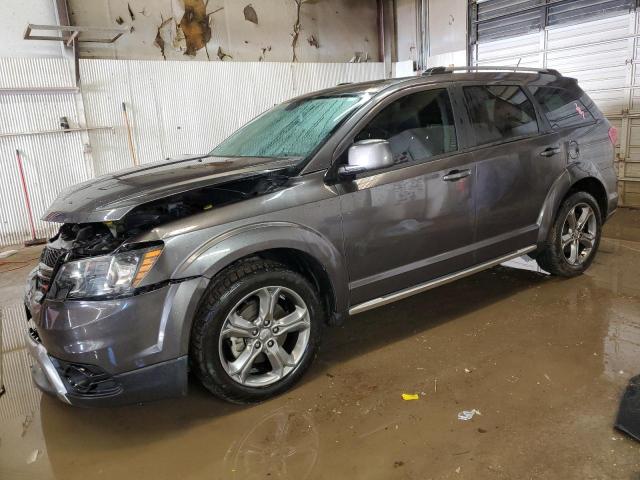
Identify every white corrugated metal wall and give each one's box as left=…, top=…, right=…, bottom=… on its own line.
left=0, top=58, right=94, bottom=245
left=473, top=11, right=640, bottom=207
left=0, top=59, right=385, bottom=246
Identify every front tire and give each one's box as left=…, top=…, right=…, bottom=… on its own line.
left=190, top=258, right=323, bottom=404
left=536, top=191, right=602, bottom=277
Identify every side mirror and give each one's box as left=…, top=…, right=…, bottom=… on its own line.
left=338, top=139, right=393, bottom=180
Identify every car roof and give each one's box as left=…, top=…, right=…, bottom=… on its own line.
left=294, top=70, right=565, bottom=101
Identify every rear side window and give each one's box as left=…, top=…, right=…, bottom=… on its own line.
left=530, top=86, right=594, bottom=128
left=464, top=85, right=539, bottom=146
left=355, top=88, right=457, bottom=166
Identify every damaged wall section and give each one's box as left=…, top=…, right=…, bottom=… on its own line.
left=69, top=0, right=378, bottom=62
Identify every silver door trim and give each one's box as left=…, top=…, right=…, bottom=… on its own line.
left=349, top=245, right=537, bottom=315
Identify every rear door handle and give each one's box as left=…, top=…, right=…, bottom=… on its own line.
left=540, top=147, right=561, bottom=157
left=442, top=169, right=471, bottom=182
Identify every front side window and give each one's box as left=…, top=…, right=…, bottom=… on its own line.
left=530, top=86, right=594, bottom=129
left=464, top=85, right=538, bottom=146
left=210, top=95, right=364, bottom=159
left=355, top=88, right=458, bottom=166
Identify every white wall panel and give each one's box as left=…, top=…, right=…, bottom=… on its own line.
left=0, top=59, right=384, bottom=246
left=0, top=59, right=91, bottom=246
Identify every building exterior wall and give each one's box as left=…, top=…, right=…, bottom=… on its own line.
left=70, top=0, right=379, bottom=62
left=0, top=0, right=61, bottom=57
left=427, top=0, right=466, bottom=67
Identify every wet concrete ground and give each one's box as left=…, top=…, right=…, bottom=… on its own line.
left=1, top=209, right=639, bottom=479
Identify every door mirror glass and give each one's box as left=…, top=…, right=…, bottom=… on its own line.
left=346, top=139, right=394, bottom=172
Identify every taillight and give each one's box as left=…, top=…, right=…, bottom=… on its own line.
left=608, top=126, right=618, bottom=146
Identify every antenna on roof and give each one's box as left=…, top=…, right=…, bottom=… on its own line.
left=514, top=58, right=522, bottom=72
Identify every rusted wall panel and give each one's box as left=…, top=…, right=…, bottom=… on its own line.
left=71, top=0, right=379, bottom=63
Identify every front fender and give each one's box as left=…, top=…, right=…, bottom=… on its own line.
left=173, top=221, right=349, bottom=313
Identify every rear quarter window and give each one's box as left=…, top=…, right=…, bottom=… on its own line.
left=529, top=86, right=594, bottom=129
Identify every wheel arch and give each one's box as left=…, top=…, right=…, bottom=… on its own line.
left=536, top=171, right=609, bottom=245
left=175, top=222, right=348, bottom=348
left=256, top=247, right=339, bottom=325
left=564, top=177, right=608, bottom=220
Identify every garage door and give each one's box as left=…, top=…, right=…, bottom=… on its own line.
left=470, top=0, right=640, bottom=207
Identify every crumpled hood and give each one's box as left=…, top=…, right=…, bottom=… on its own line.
left=42, top=155, right=299, bottom=224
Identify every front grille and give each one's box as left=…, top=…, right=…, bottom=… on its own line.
left=40, top=246, right=65, bottom=268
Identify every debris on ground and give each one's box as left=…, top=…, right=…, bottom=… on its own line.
left=401, top=393, right=419, bottom=401
left=0, top=250, right=17, bottom=258
left=458, top=409, right=482, bottom=421
left=615, top=374, right=640, bottom=441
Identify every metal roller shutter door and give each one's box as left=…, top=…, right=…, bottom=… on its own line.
left=470, top=0, right=640, bottom=207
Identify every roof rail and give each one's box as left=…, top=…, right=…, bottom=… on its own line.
left=422, top=65, right=561, bottom=76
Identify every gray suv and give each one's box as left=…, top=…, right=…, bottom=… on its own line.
left=25, top=66, right=618, bottom=406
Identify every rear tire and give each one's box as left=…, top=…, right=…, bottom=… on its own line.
left=190, top=258, right=323, bottom=404
left=536, top=191, right=602, bottom=277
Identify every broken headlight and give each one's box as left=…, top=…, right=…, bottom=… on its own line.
left=50, top=245, right=163, bottom=300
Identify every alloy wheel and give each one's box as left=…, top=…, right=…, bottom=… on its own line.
left=218, top=286, right=311, bottom=387
left=561, top=202, right=597, bottom=266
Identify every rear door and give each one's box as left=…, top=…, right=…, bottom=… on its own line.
left=335, top=85, right=477, bottom=306
left=456, top=83, right=566, bottom=262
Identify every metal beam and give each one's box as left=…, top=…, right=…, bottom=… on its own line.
left=0, top=87, right=79, bottom=95
left=52, top=0, right=76, bottom=85
left=24, top=24, right=129, bottom=44
left=380, top=0, right=396, bottom=78
left=0, top=126, right=113, bottom=139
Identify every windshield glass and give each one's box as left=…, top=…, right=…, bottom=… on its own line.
left=210, top=95, right=364, bottom=159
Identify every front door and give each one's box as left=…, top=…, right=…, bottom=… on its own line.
left=336, top=86, right=477, bottom=306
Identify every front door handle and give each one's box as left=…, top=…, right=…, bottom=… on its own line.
left=442, top=169, right=471, bottom=182
left=540, top=147, right=561, bottom=157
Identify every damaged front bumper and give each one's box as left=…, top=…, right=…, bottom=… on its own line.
left=24, top=268, right=208, bottom=407
left=26, top=328, right=71, bottom=404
